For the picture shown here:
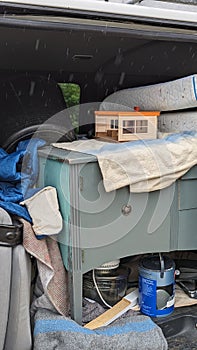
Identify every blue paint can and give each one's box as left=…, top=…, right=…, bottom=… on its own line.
left=139, top=255, right=175, bottom=317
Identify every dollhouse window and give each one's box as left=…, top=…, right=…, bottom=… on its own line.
left=123, top=119, right=148, bottom=134
left=110, top=119, right=119, bottom=129
left=136, top=120, right=148, bottom=133
left=122, top=120, right=135, bottom=134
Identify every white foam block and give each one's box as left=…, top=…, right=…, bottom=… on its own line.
left=158, top=110, right=197, bottom=132
left=101, top=75, right=197, bottom=112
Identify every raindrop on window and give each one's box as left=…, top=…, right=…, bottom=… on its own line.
left=35, top=39, right=40, bottom=51
left=29, top=81, right=36, bottom=96
left=95, top=71, right=103, bottom=84
left=69, top=73, right=74, bottom=81
left=115, top=53, right=123, bottom=66
left=119, top=72, right=125, bottom=85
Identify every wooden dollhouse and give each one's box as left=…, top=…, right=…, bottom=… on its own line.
left=95, top=110, right=160, bottom=142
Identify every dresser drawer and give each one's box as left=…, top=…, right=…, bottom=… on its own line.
left=179, top=179, right=197, bottom=210
left=178, top=209, right=197, bottom=250
left=178, top=165, right=197, bottom=210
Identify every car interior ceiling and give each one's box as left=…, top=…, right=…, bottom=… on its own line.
left=0, top=16, right=197, bottom=145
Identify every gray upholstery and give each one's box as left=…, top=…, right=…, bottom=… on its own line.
left=0, top=208, right=32, bottom=350
left=0, top=247, right=12, bottom=350
left=4, top=245, right=32, bottom=350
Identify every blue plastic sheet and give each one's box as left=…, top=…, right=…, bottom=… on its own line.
left=0, top=138, right=45, bottom=222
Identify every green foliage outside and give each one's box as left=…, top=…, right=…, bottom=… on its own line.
left=59, top=83, right=80, bottom=129
left=59, top=83, right=80, bottom=108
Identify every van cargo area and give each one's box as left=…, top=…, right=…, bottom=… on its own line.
left=0, top=9, right=197, bottom=145
left=0, top=3, right=197, bottom=349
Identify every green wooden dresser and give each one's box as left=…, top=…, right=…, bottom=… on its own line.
left=38, top=146, right=197, bottom=324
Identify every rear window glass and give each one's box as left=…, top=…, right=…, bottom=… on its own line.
left=59, top=83, right=80, bottom=129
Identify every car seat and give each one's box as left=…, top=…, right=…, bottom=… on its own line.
left=0, top=208, right=32, bottom=350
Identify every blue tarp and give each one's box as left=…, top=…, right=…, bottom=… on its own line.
left=0, top=138, right=45, bottom=222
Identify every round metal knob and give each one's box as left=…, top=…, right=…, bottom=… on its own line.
left=121, top=204, right=132, bottom=216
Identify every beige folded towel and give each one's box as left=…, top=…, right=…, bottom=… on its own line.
left=22, top=219, right=70, bottom=317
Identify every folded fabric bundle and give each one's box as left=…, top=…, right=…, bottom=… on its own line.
left=0, top=138, right=45, bottom=221
left=22, top=219, right=69, bottom=317
left=17, top=138, right=46, bottom=194
left=20, top=186, right=63, bottom=237
left=100, top=74, right=197, bottom=112
left=33, top=309, right=168, bottom=350
left=52, top=131, right=197, bottom=193
left=0, top=148, right=26, bottom=182
left=0, top=200, right=32, bottom=221
left=0, top=181, right=24, bottom=202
